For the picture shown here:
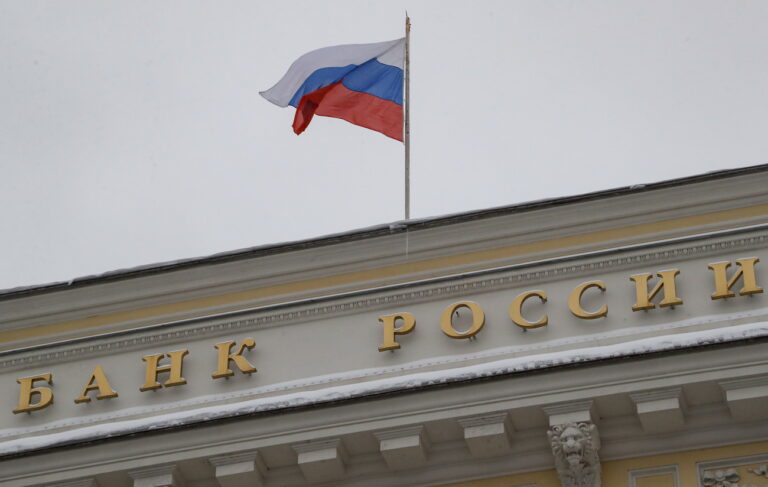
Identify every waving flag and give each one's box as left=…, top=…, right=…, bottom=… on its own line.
left=260, top=38, right=405, bottom=141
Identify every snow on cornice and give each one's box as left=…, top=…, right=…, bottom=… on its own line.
left=1, top=321, right=767, bottom=458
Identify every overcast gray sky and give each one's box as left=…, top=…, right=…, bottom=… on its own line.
left=2, top=1, right=767, bottom=290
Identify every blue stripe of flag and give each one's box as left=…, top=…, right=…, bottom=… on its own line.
left=288, top=59, right=403, bottom=108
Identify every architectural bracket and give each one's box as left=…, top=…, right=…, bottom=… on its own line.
left=458, top=412, right=513, bottom=457
left=209, top=451, right=266, bottom=487
left=374, top=425, right=430, bottom=471
left=630, top=387, right=687, bottom=433
left=292, top=438, right=348, bottom=483
left=720, top=375, right=768, bottom=421
left=128, top=465, right=186, bottom=487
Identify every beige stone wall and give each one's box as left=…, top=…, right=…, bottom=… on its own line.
left=437, top=440, right=768, bottom=487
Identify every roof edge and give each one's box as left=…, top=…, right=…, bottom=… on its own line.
left=3, top=163, right=767, bottom=300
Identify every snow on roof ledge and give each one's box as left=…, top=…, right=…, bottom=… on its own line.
left=1, top=321, right=766, bottom=458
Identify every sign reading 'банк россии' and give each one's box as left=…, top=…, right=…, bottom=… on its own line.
left=8, top=257, right=764, bottom=415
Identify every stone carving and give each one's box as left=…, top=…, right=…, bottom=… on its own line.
left=701, top=468, right=763, bottom=487
left=702, top=469, right=743, bottom=487
left=548, top=422, right=601, bottom=487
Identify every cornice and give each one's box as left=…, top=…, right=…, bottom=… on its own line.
left=4, top=343, right=768, bottom=486
left=5, top=164, right=768, bottom=300
left=3, top=321, right=768, bottom=454
left=3, top=168, right=768, bottom=339
left=2, top=225, right=768, bottom=369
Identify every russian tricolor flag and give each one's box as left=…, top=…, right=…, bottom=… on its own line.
left=260, top=38, right=405, bottom=141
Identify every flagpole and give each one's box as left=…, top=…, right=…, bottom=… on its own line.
left=404, top=14, right=411, bottom=221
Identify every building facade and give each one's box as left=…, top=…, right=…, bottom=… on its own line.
left=2, top=166, right=768, bottom=487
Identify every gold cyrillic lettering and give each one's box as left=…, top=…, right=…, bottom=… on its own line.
left=440, top=301, right=485, bottom=339
left=74, top=365, right=118, bottom=403
left=377, top=313, right=416, bottom=351
left=709, top=258, right=764, bottom=300
left=630, top=269, right=683, bottom=311
left=13, top=373, right=53, bottom=414
left=212, top=339, right=257, bottom=379
left=568, top=281, right=608, bottom=319
left=509, top=290, right=548, bottom=329
left=140, top=350, right=189, bottom=392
